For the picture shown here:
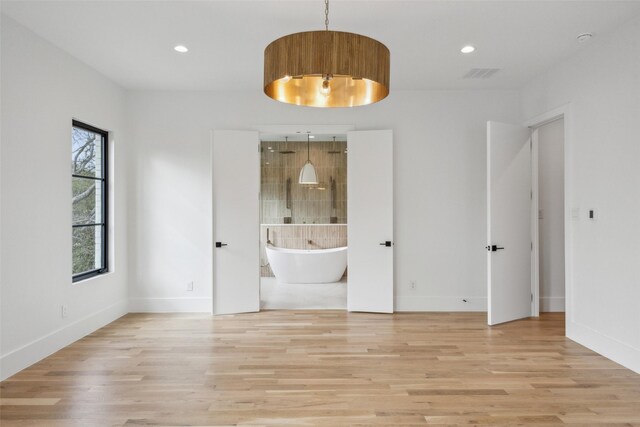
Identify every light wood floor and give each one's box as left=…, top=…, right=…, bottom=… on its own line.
left=1, top=312, right=639, bottom=426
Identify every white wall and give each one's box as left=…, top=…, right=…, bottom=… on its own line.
left=0, top=16, right=129, bottom=380
left=1, top=1, right=637, bottom=381
left=522, top=16, right=640, bottom=373
left=126, top=89, right=520, bottom=312
left=537, top=119, right=565, bottom=312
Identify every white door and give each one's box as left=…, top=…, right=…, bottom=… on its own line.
left=212, top=130, right=260, bottom=314
left=487, top=122, right=532, bottom=325
left=347, top=130, right=394, bottom=313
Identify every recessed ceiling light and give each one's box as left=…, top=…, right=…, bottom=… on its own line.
left=576, top=33, right=593, bottom=42
left=174, top=45, right=189, bottom=53
left=309, top=135, right=315, bottom=139
left=461, top=45, right=475, bottom=54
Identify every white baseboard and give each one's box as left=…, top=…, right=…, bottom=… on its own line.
left=396, top=296, right=487, bottom=312
left=567, top=320, right=640, bottom=374
left=0, top=299, right=128, bottom=381
left=540, top=296, right=565, bottom=312
left=128, top=297, right=212, bottom=313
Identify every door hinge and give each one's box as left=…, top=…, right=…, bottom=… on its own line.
left=531, top=293, right=533, bottom=302
left=531, top=241, right=533, bottom=251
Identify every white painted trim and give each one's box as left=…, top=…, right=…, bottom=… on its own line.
left=530, top=129, right=540, bottom=317
left=540, top=297, right=565, bottom=312
left=253, top=124, right=355, bottom=135
left=569, top=320, right=640, bottom=374
left=486, top=122, right=492, bottom=321
left=562, top=106, right=574, bottom=330
left=210, top=130, right=215, bottom=314
left=396, top=296, right=486, bottom=312
left=0, top=299, right=128, bottom=381
left=128, top=297, right=213, bottom=313
left=523, top=105, right=568, bottom=128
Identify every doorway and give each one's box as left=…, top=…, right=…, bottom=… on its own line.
left=211, top=128, right=394, bottom=315
left=532, top=118, right=566, bottom=314
left=259, top=133, right=348, bottom=310
left=487, top=107, right=570, bottom=325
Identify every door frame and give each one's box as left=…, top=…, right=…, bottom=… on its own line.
left=530, top=128, right=540, bottom=317
left=523, top=104, right=572, bottom=330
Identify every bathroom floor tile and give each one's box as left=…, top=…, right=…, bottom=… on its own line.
left=260, top=277, right=347, bottom=310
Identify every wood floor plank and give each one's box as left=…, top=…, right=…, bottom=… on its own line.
left=0, top=398, right=61, bottom=406
left=1, top=312, right=639, bottom=426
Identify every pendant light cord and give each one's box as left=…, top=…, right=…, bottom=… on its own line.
left=307, top=133, right=311, bottom=161
left=324, top=0, right=329, bottom=31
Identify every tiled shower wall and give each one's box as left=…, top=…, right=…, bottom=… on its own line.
left=261, top=139, right=347, bottom=224
left=260, top=225, right=347, bottom=277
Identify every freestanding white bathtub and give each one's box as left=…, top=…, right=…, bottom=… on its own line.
left=265, top=245, right=347, bottom=284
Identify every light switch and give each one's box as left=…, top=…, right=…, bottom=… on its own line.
left=588, top=208, right=598, bottom=221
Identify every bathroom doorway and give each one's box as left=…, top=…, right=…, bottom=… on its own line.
left=259, top=132, right=348, bottom=309
left=211, top=127, right=393, bottom=315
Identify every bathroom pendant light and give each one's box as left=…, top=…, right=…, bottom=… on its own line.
left=263, top=0, right=390, bottom=108
left=299, top=134, right=318, bottom=184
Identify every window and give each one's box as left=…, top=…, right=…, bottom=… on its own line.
left=72, top=120, right=108, bottom=282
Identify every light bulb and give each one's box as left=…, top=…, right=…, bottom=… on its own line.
left=320, top=79, right=331, bottom=95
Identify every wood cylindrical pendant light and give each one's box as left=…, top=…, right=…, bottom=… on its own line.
left=263, top=2, right=390, bottom=108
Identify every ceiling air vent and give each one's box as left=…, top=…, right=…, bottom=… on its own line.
left=463, top=68, right=500, bottom=79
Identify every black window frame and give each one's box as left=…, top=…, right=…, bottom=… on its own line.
left=72, top=120, right=108, bottom=282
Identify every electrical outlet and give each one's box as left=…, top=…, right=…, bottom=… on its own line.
left=61, top=305, right=68, bottom=318
left=187, top=281, right=194, bottom=292
left=409, top=280, right=417, bottom=290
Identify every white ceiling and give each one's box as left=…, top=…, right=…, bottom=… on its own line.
left=3, top=1, right=640, bottom=91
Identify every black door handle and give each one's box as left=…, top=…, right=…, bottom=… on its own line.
left=215, top=242, right=228, bottom=248
left=379, top=241, right=392, bottom=247
left=486, top=245, right=504, bottom=252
